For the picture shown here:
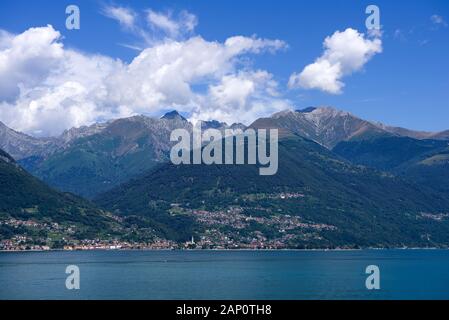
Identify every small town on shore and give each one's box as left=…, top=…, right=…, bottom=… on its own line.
left=0, top=235, right=319, bottom=251
left=1, top=197, right=340, bottom=251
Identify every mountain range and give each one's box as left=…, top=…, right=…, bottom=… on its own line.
left=1, top=106, right=449, bottom=248
left=1, top=112, right=246, bottom=198
left=251, top=107, right=449, bottom=148
left=2, top=106, right=448, bottom=198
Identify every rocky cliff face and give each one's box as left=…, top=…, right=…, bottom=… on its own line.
left=251, top=106, right=449, bottom=148
left=1, top=111, right=247, bottom=160
left=250, top=107, right=388, bottom=148
left=0, top=121, right=61, bottom=160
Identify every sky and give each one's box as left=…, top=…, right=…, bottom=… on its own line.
left=0, top=0, right=448, bottom=136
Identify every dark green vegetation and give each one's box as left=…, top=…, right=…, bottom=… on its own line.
left=0, top=149, right=118, bottom=240
left=24, top=132, right=161, bottom=199
left=96, top=135, right=449, bottom=248
left=0, top=148, right=158, bottom=246
left=333, top=136, right=449, bottom=195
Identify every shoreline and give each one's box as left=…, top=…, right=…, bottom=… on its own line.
left=1, top=247, right=447, bottom=253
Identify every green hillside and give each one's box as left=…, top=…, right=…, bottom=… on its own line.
left=0, top=149, right=124, bottom=245
left=95, top=135, right=449, bottom=248
left=21, top=115, right=191, bottom=199
left=23, top=122, right=167, bottom=199
left=333, top=136, right=449, bottom=195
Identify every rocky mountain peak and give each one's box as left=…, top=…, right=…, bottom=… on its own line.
left=59, top=122, right=110, bottom=144
left=295, top=107, right=316, bottom=113
left=260, top=106, right=385, bottom=148
left=161, top=110, right=187, bottom=121
left=201, top=120, right=227, bottom=130
left=0, top=121, right=60, bottom=160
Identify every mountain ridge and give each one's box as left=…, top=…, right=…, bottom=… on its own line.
left=2, top=107, right=448, bottom=160
left=2, top=107, right=449, bottom=198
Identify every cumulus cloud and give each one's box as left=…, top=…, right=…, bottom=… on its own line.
left=0, top=24, right=289, bottom=136
left=189, top=70, right=286, bottom=125
left=288, top=28, right=382, bottom=94
left=0, top=26, right=64, bottom=102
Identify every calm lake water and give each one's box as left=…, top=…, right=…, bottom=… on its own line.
left=0, top=249, right=448, bottom=300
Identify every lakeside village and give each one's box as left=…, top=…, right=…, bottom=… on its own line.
left=0, top=192, right=340, bottom=251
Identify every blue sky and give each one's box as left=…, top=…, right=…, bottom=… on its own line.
left=0, top=0, right=448, bottom=135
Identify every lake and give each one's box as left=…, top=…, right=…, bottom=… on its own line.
left=0, top=249, right=448, bottom=300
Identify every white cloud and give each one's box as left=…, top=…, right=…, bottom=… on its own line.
left=180, top=11, right=198, bottom=33
left=0, top=25, right=64, bottom=102
left=0, top=25, right=125, bottom=135
left=102, top=7, right=199, bottom=49
left=225, top=36, right=286, bottom=55
left=289, top=28, right=382, bottom=94
left=102, top=6, right=137, bottom=29
left=147, top=10, right=179, bottom=36
left=189, top=70, right=286, bottom=125
left=146, top=10, right=197, bottom=38
left=431, top=14, right=448, bottom=27
left=0, top=25, right=289, bottom=136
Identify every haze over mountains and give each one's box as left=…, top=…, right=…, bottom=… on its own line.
left=1, top=106, right=449, bottom=248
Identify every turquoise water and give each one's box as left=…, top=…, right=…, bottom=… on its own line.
left=0, top=250, right=448, bottom=300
